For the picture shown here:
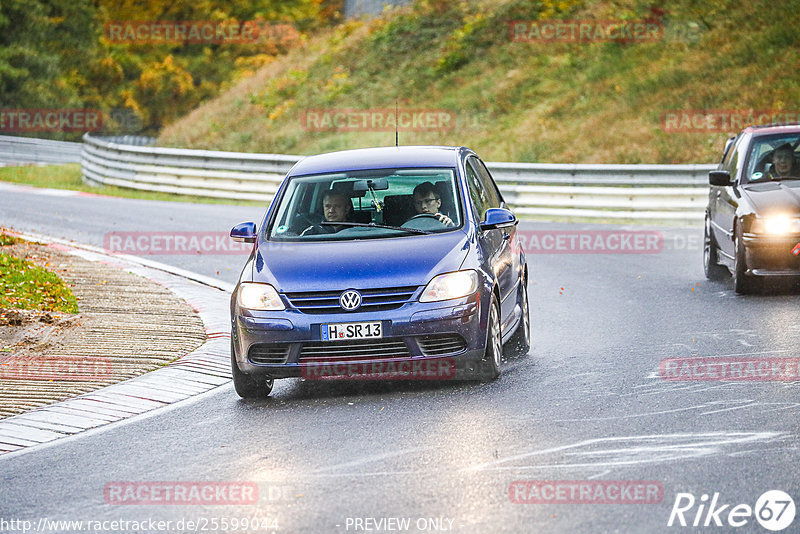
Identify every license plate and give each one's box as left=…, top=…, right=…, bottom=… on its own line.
left=321, top=322, right=382, bottom=341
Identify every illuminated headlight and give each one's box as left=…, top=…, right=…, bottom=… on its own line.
left=753, top=215, right=800, bottom=235
left=237, top=283, right=285, bottom=311
left=420, top=270, right=479, bottom=302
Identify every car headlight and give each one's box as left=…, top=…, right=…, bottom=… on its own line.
left=752, top=215, right=800, bottom=235
left=420, top=270, right=479, bottom=302
left=237, top=283, right=285, bottom=311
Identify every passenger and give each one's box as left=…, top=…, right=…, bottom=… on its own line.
left=301, top=190, right=354, bottom=235
left=411, top=182, right=454, bottom=226
left=768, top=143, right=800, bottom=179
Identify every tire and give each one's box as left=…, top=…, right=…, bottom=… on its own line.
left=703, top=215, right=727, bottom=281
left=231, top=340, right=274, bottom=398
left=733, top=224, right=758, bottom=294
left=505, top=283, right=530, bottom=357
left=478, top=297, right=502, bottom=381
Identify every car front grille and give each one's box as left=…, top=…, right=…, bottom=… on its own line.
left=284, top=286, right=419, bottom=314
left=299, top=338, right=412, bottom=362
left=417, top=334, right=467, bottom=356
left=248, top=343, right=291, bottom=364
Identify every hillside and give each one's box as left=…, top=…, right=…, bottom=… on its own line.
left=158, top=0, right=800, bottom=164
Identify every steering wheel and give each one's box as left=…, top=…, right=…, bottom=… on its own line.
left=405, top=213, right=442, bottom=223
left=300, top=224, right=326, bottom=236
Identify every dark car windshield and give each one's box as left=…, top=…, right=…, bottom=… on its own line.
left=267, top=168, right=462, bottom=241
left=745, top=134, right=800, bottom=183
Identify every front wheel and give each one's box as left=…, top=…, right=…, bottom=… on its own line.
left=505, top=284, right=530, bottom=357
left=231, top=340, right=274, bottom=398
left=733, top=225, right=758, bottom=294
left=703, top=215, right=727, bottom=281
left=478, top=298, right=502, bottom=381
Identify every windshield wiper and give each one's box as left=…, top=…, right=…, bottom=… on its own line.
left=748, top=174, right=800, bottom=183
left=320, top=221, right=431, bottom=235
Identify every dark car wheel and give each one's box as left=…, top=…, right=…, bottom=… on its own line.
left=505, top=283, right=530, bottom=357
left=733, top=224, right=758, bottom=294
left=703, top=215, right=728, bottom=281
left=478, top=298, right=502, bottom=381
left=231, top=340, right=274, bottom=398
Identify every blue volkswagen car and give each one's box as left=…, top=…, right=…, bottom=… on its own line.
left=229, top=146, right=529, bottom=398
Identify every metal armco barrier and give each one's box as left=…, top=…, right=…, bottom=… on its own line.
left=80, top=134, right=713, bottom=223
left=0, top=135, right=83, bottom=165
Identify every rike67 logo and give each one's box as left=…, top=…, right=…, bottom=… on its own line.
left=668, top=490, right=795, bottom=531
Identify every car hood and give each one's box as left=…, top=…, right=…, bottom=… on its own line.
left=741, top=181, right=800, bottom=213
left=251, top=231, right=471, bottom=292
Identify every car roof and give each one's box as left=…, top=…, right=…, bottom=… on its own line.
left=744, top=123, right=800, bottom=136
left=288, top=146, right=466, bottom=176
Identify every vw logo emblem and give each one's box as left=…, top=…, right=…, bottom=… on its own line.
left=339, top=289, right=362, bottom=311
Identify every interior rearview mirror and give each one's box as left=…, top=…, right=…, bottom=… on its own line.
left=353, top=178, right=389, bottom=192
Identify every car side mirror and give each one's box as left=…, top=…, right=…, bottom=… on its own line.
left=480, top=208, right=517, bottom=230
left=230, top=222, right=257, bottom=243
left=708, top=170, right=733, bottom=187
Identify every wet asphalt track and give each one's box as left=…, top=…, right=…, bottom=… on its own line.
left=1, top=184, right=799, bottom=533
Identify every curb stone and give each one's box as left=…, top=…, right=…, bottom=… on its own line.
left=0, top=231, right=235, bottom=455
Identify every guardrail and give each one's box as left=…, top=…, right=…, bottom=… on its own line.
left=0, top=135, right=83, bottom=165
left=79, top=134, right=713, bottom=223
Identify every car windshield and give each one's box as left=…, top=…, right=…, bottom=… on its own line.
left=267, top=168, right=462, bottom=241
left=745, top=134, right=800, bottom=183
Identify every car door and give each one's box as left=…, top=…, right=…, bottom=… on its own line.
left=466, top=156, right=517, bottom=325
left=714, top=135, right=747, bottom=260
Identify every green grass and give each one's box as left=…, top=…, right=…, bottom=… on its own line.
left=0, top=164, right=265, bottom=206
left=0, top=234, right=21, bottom=247
left=157, top=0, right=800, bottom=165
left=0, top=252, right=79, bottom=313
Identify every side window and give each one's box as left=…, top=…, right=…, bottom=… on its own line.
left=465, top=162, right=490, bottom=220
left=727, top=140, right=743, bottom=183
left=469, top=157, right=502, bottom=208
left=720, top=136, right=737, bottom=167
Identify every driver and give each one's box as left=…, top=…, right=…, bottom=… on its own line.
left=301, top=190, right=354, bottom=235
left=410, top=182, right=454, bottom=226
left=768, top=143, right=800, bottom=180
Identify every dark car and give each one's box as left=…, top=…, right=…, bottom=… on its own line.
left=229, top=146, right=530, bottom=398
left=705, top=124, right=800, bottom=293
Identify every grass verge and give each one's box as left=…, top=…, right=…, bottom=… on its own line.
left=0, top=251, right=79, bottom=314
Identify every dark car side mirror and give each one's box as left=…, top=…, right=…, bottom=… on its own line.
left=230, top=222, right=257, bottom=243
left=480, top=208, right=517, bottom=230
left=708, top=170, right=733, bottom=187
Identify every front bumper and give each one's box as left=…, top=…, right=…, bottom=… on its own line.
left=742, top=233, right=800, bottom=275
left=231, top=293, right=487, bottom=380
